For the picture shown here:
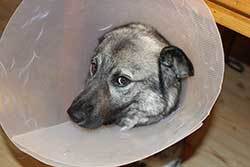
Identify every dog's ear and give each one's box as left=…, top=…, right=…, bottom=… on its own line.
left=159, top=46, right=194, bottom=79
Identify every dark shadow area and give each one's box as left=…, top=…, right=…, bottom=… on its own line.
left=218, top=24, right=250, bottom=66
left=182, top=104, right=217, bottom=162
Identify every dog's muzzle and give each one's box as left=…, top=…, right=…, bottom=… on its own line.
left=67, top=101, right=104, bottom=129
left=67, top=83, right=110, bottom=129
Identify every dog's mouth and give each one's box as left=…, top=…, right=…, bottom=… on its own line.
left=68, top=111, right=105, bottom=129
left=67, top=97, right=136, bottom=129
left=104, top=100, right=137, bottom=125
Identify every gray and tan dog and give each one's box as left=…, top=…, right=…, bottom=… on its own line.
left=67, top=23, right=194, bottom=166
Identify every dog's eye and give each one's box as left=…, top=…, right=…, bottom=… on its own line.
left=90, top=59, right=97, bottom=76
left=113, top=76, right=131, bottom=87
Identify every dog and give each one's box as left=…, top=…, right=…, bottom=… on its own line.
left=67, top=23, right=194, bottom=166
left=67, top=23, right=194, bottom=130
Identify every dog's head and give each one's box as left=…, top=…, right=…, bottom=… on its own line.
left=67, top=23, right=194, bottom=129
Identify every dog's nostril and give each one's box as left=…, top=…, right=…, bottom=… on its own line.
left=67, top=108, right=87, bottom=123
left=67, top=102, right=95, bottom=124
left=75, top=112, right=86, bottom=122
left=67, top=98, right=105, bottom=128
left=85, top=104, right=94, bottom=112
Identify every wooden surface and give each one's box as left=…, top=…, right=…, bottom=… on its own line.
left=183, top=66, right=250, bottom=167
left=0, top=0, right=21, bottom=33
left=205, top=0, right=250, bottom=37
left=209, top=0, right=250, bottom=15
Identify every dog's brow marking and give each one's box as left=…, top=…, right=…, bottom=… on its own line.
left=108, top=65, right=116, bottom=74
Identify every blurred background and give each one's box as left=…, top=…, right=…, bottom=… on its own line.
left=0, top=0, right=249, bottom=167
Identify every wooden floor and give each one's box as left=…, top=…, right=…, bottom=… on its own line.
left=0, top=0, right=21, bottom=33
left=0, top=65, right=249, bottom=167
left=183, top=65, right=250, bottom=167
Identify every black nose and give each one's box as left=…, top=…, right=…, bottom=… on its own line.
left=67, top=107, right=87, bottom=124
left=67, top=103, right=103, bottom=129
left=67, top=101, right=93, bottom=122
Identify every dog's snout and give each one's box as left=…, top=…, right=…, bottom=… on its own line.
left=67, top=100, right=92, bottom=121
left=67, top=104, right=86, bottom=123
left=67, top=100, right=104, bottom=129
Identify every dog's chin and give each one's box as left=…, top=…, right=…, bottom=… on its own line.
left=76, top=117, right=104, bottom=129
left=103, top=119, right=116, bottom=125
left=78, top=122, right=103, bottom=129
left=78, top=118, right=118, bottom=129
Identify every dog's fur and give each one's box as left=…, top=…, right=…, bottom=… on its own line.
left=67, top=23, right=194, bottom=167
left=123, top=141, right=183, bottom=167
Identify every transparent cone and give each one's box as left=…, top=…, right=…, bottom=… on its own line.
left=0, top=0, right=224, bottom=167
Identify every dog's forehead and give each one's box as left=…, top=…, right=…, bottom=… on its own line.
left=97, top=24, right=167, bottom=55
left=122, top=39, right=164, bottom=74
left=95, top=24, right=169, bottom=77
